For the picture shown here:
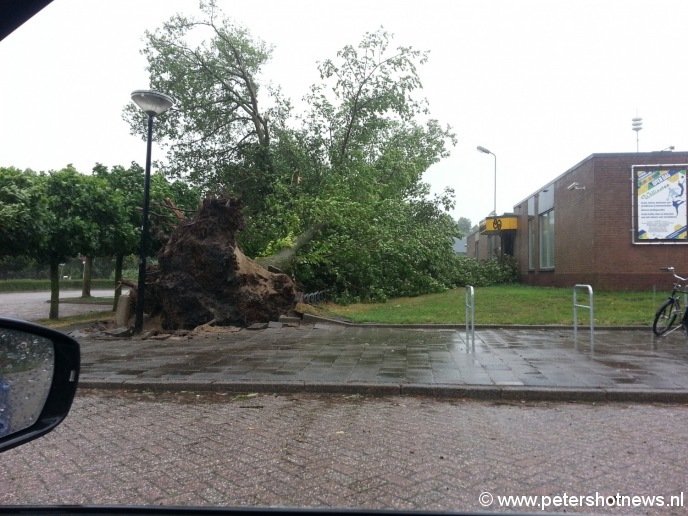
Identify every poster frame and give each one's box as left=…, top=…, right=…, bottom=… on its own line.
left=632, top=164, right=688, bottom=244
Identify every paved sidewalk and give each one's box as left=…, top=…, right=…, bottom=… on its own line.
left=74, top=321, right=688, bottom=402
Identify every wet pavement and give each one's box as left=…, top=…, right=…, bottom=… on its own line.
left=75, top=320, right=688, bottom=402
left=4, top=390, right=687, bottom=509
left=0, top=289, right=117, bottom=320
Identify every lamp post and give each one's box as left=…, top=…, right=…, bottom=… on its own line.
left=477, top=145, right=497, bottom=215
left=130, top=89, right=174, bottom=333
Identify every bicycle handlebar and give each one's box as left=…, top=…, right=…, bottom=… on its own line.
left=661, top=266, right=688, bottom=283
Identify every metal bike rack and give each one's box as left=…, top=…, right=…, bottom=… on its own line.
left=465, top=285, right=475, bottom=352
left=573, top=284, right=594, bottom=352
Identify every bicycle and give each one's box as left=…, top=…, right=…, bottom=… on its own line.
left=653, top=267, right=688, bottom=336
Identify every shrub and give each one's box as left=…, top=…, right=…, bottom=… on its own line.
left=451, top=255, right=519, bottom=287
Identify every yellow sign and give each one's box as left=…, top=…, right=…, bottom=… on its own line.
left=480, top=216, right=518, bottom=234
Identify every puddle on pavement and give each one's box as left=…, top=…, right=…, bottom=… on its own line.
left=611, top=377, right=639, bottom=384
left=593, top=359, right=645, bottom=370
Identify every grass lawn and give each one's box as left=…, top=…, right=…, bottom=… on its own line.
left=312, top=285, right=664, bottom=326
left=26, top=285, right=666, bottom=329
left=58, top=296, right=113, bottom=305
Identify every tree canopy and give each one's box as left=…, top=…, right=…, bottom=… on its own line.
left=0, top=167, right=47, bottom=257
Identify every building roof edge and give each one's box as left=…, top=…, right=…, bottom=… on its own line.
left=512, top=151, right=688, bottom=209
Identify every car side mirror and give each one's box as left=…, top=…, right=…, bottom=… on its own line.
left=0, top=318, right=80, bottom=452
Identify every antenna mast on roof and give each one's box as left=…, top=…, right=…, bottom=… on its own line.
left=632, top=116, right=643, bottom=152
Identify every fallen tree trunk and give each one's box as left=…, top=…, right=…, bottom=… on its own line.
left=139, top=197, right=298, bottom=330
left=255, top=223, right=324, bottom=273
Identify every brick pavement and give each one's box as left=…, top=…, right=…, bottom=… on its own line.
left=1, top=389, right=686, bottom=513
left=75, top=324, right=688, bottom=402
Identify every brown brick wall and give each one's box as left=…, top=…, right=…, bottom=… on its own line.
left=517, top=152, right=688, bottom=290
left=552, top=159, right=596, bottom=275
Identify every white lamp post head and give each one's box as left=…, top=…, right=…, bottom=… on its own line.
left=131, top=90, right=175, bottom=116
left=476, top=145, right=492, bottom=154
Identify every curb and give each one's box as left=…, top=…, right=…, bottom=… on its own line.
left=76, top=378, right=688, bottom=404
left=301, top=313, right=650, bottom=331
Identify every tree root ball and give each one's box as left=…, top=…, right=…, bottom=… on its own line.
left=144, top=197, right=297, bottom=330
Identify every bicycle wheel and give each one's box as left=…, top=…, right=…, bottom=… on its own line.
left=653, top=298, right=680, bottom=336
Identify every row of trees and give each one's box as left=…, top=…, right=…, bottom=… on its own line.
left=0, top=164, right=198, bottom=318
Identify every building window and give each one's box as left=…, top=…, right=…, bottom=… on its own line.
left=528, top=217, right=536, bottom=270
left=488, top=234, right=497, bottom=259
left=539, top=209, right=555, bottom=269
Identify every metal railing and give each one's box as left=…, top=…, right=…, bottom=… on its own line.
left=573, top=284, right=594, bottom=352
left=465, top=285, right=475, bottom=352
left=302, top=290, right=328, bottom=305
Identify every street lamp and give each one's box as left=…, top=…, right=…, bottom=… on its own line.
left=130, top=89, right=174, bottom=333
left=477, top=145, right=497, bottom=215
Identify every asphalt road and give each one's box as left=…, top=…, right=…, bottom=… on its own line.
left=0, top=289, right=120, bottom=321
left=1, top=389, right=686, bottom=513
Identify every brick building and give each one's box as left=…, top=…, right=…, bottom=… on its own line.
left=468, top=152, right=688, bottom=290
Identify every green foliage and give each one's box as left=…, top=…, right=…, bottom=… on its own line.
left=0, top=167, right=47, bottom=256
left=290, top=29, right=457, bottom=300
left=0, top=255, right=127, bottom=280
left=0, top=256, right=45, bottom=279
left=456, top=217, right=472, bottom=237
left=92, top=163, right=200, bottom=256
left=123, top=2, right=276, bottom=189
left=40, top=166, right=127, bottom=264
left=450, top=255, right=520, bottom=287
left=1, top=163, right=199, bottom=271
left=294, top=199, right=460, bottom=302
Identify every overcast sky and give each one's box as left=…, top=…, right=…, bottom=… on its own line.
left=2, top=0, right=687, bottom=226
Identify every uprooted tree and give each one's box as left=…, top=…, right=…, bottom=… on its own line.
left=136, top=197, right=297, bottom=330
left=125, top=3, right=460, bottom=302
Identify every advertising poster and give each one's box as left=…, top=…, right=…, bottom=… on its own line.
left=634, top=166, right=687, bottom=242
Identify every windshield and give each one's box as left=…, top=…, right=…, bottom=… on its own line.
left=1, top=0, right=688, bottom=513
